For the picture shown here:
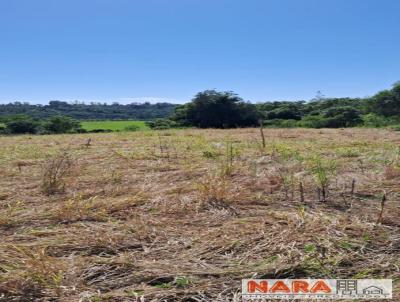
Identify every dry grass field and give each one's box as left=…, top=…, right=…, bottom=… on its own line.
left=0, top=128, right=399, bottom=301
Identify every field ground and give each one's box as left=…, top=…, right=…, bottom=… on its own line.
left=0, top=128, right=399, bottom=301
left=80, top=120, right=148, bottom=131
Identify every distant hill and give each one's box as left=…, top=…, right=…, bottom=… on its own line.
left=0, top=101, right=178, bottom=120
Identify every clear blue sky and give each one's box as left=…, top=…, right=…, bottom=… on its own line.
left=0, top=0, right=399, bottom=104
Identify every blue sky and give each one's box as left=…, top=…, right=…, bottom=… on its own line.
left=0, top=0, right=399, bottom=104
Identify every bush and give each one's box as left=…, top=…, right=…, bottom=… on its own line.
left=265, top=106, right=302, bottom=120
left=42, top=116, right=82, bottom=134
left=322, top=106, right=362, bottom=127
left=0, top=124, right=7, bottom=134
left=124, top=124, right=141, bottom=131
left=2, top=115, right=83, bottom=135
left=146, top=118, right=178, bottom=130
left=262, top=119, right=299, bottom=128
left=5, top=116, right=41, bottom=134
left=87, top=129, right=113, bottom=133
left=367, top=83, right=400, bottom=117
left=362, top=113, right=390, bottom=127
left=298, top=115, right=327, bottom=128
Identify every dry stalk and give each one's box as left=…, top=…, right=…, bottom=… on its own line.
left=259, top=119, right=266, bottom=149
left=376, top=191, right=387, bottom=224
left=299, top=181, right=304, bottom=203
left=84, top=138, right=92, bottom=148
left=350, top=178, right=356, bottom=197
left=41, top=151, right=73, bottom=195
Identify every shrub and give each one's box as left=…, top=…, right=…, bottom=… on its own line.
left=362, top=113, right=390, bottom=127
left=124, top=124, right=141, bottom=131
left=87, top=129, right=113, bottom=133
left=42, top=116, right=82, bottom=134
left=309, top=157, right=336, bottom=202
left=263, top=119, right=299, bottom=128
left=266, top=106, right=302, bottom=120
left=298, top=115, right=327, bottom=128
left=5, top=116, right=41, bottom=134
left=322, top=106, right=362, bottom=127
left=367, top=82, right=400, bottom=117
left=146, top=118, right=178, bottom=130
left=2, top=115, right=83, bottom=135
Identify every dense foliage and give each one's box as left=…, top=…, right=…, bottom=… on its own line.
left=366, top=82, right=400, bottom=117
left=0, top=115, right=83, bottom=134
left=1, top=82, right=400, bottom=131
left=0, top=101, right=177, bottom=120
left=172, top=90, right=260, bottom=128
left=168, top=83, right=400, bottom=129
left=146, top=118, right=178, bottom=130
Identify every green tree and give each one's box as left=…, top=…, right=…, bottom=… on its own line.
left=367, top=82, right=400, bottom=117
left=322, top=106, right=362, bottom=127
left=298, top=115, right=327, bottom=128
left=173, top=90, right=259, bottom=128
left=43, top=116, right=82, bottom=134
left=5, top=115, right=40, bottom=134
left=265, top=103, right=303, bottom=120
left=362, top=113, right=390, bottom=127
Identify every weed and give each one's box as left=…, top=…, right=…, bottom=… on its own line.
left=309, top=156, right=336, bottom=202
left=175, top=276, right=190, bottom=288
left=384, top=165, right=400, bottom=180
left=196, top=172, right=240, bottom=213
left=219, top=141, right=238, bottom=177
left=109, top=170, right=124, bottom=185
left=2, top=246, right=67, bottom=294
left=202, top=150, right=221, bottom=159
left=304, top=243, right=317, bottom=253
left=0, top=201, right=23, bottom=228
left=41, top=151, right=73, bottom=195
left=281, top=171, right=295, bottom=201
left=353, top=269, right=375, bottom=279
left=271, top=143, right=302, bottom=161
left=197, top=173, right=230, bottom=207
left=338, top=240, right=353, bottom=250
left=154, top=283, right=172, bottom=289
left=362, top=234, right=372, bottom=242
left=52, top=195, right=107, bottom=223
left=336, top=147, right=360, bottom=158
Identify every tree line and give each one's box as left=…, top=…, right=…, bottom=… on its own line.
left=164, top=82, right=400, bottom=129
left=0, top=115, right=84, bottom=135
left=0, top=101, right=177, bottom=120
left=1, top=82, right=400, bottom=133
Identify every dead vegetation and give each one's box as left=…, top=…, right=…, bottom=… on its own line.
left=0, top=128, right=399, bottom=301
left=41, top=151, right=73, bottom=195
